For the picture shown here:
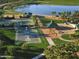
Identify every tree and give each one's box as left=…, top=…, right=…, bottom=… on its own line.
left=73, top=11, right=79, bottom=17
left=5, top=46, right=16, bottom=56
left=58, top=11, right=72, bottom=22
left=0, top=9, right=4, bottom=15
left=44, top=43, right=79, bottom=59
left=52, top=11, right=56, bottom=16
left=21, top=42, right=29, bottom=49
left=0, top=40, right=3, bottom=47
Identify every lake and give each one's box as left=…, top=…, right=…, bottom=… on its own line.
left=16, top=5, right=79, bottom=16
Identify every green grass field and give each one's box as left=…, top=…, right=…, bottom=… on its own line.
left=53, top=38, right=68, bottom=45
left=0, top=29, right=15, bottom=40
left=37, top=0, right=79, bottom=5
left=1, top=0, right=79, bottom=7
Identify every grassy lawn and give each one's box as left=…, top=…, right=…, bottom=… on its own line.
left=37, top=27, right=49, bottom=48
left=0, top=29, right=15, bottom=40
left=4, top=10, right=24, bottom=14
left=27, top=38, right=48, bottom=49
left=61, top=30, right=79, bottom=40
left=37, top=0, right=79, bottom=5
left=27, top=28, right=49, bottom=49
left=40, top=17, right=64, bottom=25
left=75, top=30, right=79, bottom=35
left=53, top=38, right=68, bottom=45
left=1, top=0, right=79, bottom=6
left=62, top=34, right=71, bottom=40
left=51, top=20, right=64, bottom=23
left=62, top=34, right=79, bottom=40
left=40, top=18, right=51, bottom=25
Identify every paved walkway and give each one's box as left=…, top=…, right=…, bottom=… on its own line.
left=32, top=53, right=45, bottom=59
left=59, top=37, right=75, bottom=42
left=46, top=37, right=55, bottom=46
left=0, top=56, right=13, bottom=58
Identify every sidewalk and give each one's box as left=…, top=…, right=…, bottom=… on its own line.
left=32, top=53, right=45, bottom=59
left=46, top=37, right=55, bottom=46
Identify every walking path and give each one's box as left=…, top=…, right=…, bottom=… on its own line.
left=0, top=56, right=13, bottom=58
left=55, top=28, right=76, bottom=42
left=46, top=37, right=56, bottom=46
left=59, top=37, right=75, bottom=42
left=32, top=53, right=45, bottom=59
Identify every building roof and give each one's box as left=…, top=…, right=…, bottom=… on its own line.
left=77, top=24, right=79, bottom=28
left=47, top=20, right=58, bottom=28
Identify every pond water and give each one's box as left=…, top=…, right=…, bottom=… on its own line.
left=15, top=5, right=79, bottom=16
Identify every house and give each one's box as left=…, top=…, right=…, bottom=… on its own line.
left=46, top=20, right=58, bottom=28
